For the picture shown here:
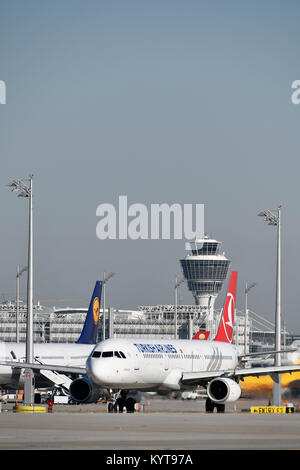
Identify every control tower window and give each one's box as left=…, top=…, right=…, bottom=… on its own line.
left=191, top=242, right=220, bottom=255
left=181, top=260, right=229, bottom=280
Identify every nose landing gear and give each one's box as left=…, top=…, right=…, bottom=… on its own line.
left=107, top=390, right=136, bottom=413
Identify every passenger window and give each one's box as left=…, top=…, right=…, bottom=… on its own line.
left=102, top=351, right=113, bottom=358
left=92, top=351, right=101, bottom=358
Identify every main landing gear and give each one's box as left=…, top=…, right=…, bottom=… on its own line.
left=205, top=397, right=225, bottom=413
left=107, top=390, right=136, bottom=413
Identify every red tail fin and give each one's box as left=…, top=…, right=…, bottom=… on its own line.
left=214, top=271, right=237, bottom=343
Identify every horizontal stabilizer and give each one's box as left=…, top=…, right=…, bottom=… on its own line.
left=192, top=331, right=210, bottom=340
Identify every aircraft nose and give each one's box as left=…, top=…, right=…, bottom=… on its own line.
left=86, top=356, right=109, bottom=385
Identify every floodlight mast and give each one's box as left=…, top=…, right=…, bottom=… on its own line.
left=16, top=265, right=28, bottom=343
left=175, top=277, right=185, bottom=339
left=244, top=282, right=256, bottom=353
left=258, top=205, right=282, bottom=406
left=27, top=175, right=34, bottom=365
left=7, top=174, right=34, bottom=405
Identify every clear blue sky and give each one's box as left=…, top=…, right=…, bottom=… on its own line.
left=1, top=1, right=300, bottom=331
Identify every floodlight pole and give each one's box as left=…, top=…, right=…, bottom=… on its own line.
left=16, top=266, right=20, bottom=343
left=258, top=205, right=282, bottom=406
left=274, top=205, right=282, bottom=406
left=16, top=265, right=27, bottom=342
left=7, top=174, right=35, bottom=405
left=244, top=282, right=256, bottom=354
left=26, top=174, right=34, bottom=364
left=175, top=277, right=184, bottom=339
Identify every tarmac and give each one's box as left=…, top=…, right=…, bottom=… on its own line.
left=1, top=397, right=300, bottom=451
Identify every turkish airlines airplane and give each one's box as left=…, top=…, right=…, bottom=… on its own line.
left=2, top=271, right=300, bottom=412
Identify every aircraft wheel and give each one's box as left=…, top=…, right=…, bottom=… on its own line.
left=216, top=403, right=225, bottom=413
left=116, top=398, right=125, bottom=412
left=126, top=398, right=136, bottom=413
left=205, top=398, right=215, bottom=413
left=108, top=402, right=114, bottom=413
left=113, top=402, right=118, bottom=412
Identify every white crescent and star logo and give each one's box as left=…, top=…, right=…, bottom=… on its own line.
left=223, top=292, right=235, bottom=343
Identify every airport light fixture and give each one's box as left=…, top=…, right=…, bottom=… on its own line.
left=244, top=282, right=256, bottom=353
left=16, top=265, right=28, bottom=343
left=258, top=205, right=282, bottom=406
left=175, top=277, right=185, bottom=339
left=102, top=272, right=116, bottom=340
left=8, top=174, right=35, bottom=405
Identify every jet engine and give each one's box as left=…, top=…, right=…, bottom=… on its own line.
left=69, top=377, right=102, bottom=403
left=207, top=377, right=241, bottom=404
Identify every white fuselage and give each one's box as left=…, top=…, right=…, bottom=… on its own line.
left=87, top=338, right=239, bottom=391
left=0, top=342, right=94, bottom=388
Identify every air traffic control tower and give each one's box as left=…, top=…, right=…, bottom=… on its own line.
left=180, top=235, right=231, bottom=321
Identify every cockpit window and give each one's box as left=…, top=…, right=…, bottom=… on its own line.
left=114, top=351, right=126, bottom=358
left=102, top=351, right=113, bottom=358
left=93, top=350, right=126, bottom=358
left=92, top=351, right=101, bottom=358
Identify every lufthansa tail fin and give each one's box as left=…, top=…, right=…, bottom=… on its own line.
left=214, top=271, right=237, bottom=344
left=76, top=281, right=102, bottom=344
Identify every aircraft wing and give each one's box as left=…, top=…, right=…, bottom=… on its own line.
left=0, top=360, right=86, bottom=375
left=238, top=348, right=297, bottom=360
left=181, top=364, right=300, bottom=386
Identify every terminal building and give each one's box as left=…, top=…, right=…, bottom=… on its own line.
left=0, top=301, right=251, bottom=350
left=0, top=235, right=292, bottom=352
